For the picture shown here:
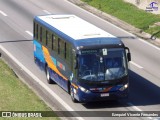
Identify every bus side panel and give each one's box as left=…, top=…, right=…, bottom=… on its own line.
left=50, top=56, right=69, bottom=92
left=33, top=40, right=70, bottom=93
left=50, top=68, right=69, bottom=92
left=42, top=46, right=69, bottom=92
left=33, top=40, right=46, bottom=70
left=57, top=59, right=69, bottom=91
left=54, top=56, right=71, bottom=92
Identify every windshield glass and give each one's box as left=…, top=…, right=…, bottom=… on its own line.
left=78, top=48, right=127, bottom=81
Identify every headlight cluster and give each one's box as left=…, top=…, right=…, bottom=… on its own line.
left=79, top=86, right=90, bottom=93
left=119, top=83, right=128, bottom=91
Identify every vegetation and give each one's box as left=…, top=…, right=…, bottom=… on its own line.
left=0, top=59, right=59, bottom=120
left=82, top=0, right=160, bottom=38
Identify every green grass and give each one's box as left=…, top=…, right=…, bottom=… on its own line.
left=0, top=59, right=59, bottom=120
left=82, top=0, right=160, bottom=38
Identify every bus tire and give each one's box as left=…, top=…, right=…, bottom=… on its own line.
left=46, top=66, right=54, bottom=84
left=70, top=85, right=78, bottom=103
left=34, top=56, right=36, bottom=63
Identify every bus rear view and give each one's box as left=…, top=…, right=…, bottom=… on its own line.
left=33, top=14, right=131, bottom=103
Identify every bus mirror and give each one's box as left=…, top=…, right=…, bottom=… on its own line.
left=125, top=47, right=131, bottom=62
left=127, top=53, right=131, bottom=62
left=74, top=57, right=79, bottom=69
left=74, top=62, right=78, bottom=69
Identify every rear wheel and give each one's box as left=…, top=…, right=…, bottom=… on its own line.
left=34, top=56, right=36, bottom=63
left=46, top=66, right=54, bottom=84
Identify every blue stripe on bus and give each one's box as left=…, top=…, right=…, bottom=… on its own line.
left=33, top=40, right=45, bottom=64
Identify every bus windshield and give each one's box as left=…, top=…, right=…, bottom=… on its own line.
left=78, top=48, right=127, bottom=81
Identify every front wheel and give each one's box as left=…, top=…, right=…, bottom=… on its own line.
left=70, top=85, right=78, bottom=103
left=46, top=66, right=54, bottom=84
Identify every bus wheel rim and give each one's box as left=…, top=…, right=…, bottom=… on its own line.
left=70, top=87, right=74, bottom=99
left=47, top=68, right=50, bottom=80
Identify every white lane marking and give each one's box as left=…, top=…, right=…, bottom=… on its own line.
left=67, top=1, right=160, bottom=51
left=139, top=38, right=160, bottom=51
left=130, top=61, right=143, bottom=69
left=127, top=102, right=142, bottom=111
left=127, top=102, right=152, bottom=119
left=43, top=10, right=51, bottom=14
left=0, top=10, right=7, bottom=16
left=25, top=31, right=33, bottom=37
left=0, top=45, right=84, bottom=120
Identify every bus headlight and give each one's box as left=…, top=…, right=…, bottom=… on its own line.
left=79, top=86, right=90, bottom=93
left=119, top=84, right=128, bottom=91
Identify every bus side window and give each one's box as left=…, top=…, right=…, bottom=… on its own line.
left=36, top=24, right=39, bottom=40
left=40, top=27, right=42, bottom=42
left=54, top=35, right=58, bottom=53
left=47, top=31, right=52, bottom=49
left=52, top=34, right=54, bottom=50
left=66, top=44, right=72, bottom=67
left=65, top=42, right=70, bottom=62
left=42, top=27, right=46, bottom=45
left=64, top=42, right=67, bottom=59
left=72, top=51, right=77, bottom=78
left=60, top=40, right=65, bottom=58
left=33, top=22, right=36, bottom=39
left=58, top=38, right=61, bottom=54
left=46, top=30, right=48, bottom=46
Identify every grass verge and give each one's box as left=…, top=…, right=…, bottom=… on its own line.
left=81, top=0, right=160, bottom=38
left=0, top=59, right=59, bottom=120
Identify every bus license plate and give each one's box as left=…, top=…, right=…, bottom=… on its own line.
left=101, top=93, right=109, bottom=97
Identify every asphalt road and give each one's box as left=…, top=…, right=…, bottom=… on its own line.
left=0, top=0, right=160, bottom=120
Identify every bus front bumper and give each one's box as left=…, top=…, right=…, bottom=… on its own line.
left=75, top=89, right=128, bottom=103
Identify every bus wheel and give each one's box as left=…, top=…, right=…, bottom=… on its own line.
left=46, top=66, right=54, bottom=84
left=34, top=56, right=36, bottom=63
left=70, top=85, right=78, bottom=103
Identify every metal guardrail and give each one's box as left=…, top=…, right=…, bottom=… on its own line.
left=151, top=30, right=160, bottom=40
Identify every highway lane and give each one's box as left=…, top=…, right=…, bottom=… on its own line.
left=0, top=0, right=160, bottom=119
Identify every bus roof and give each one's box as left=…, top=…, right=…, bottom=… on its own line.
left=35, top=14, right=123, bottom=48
